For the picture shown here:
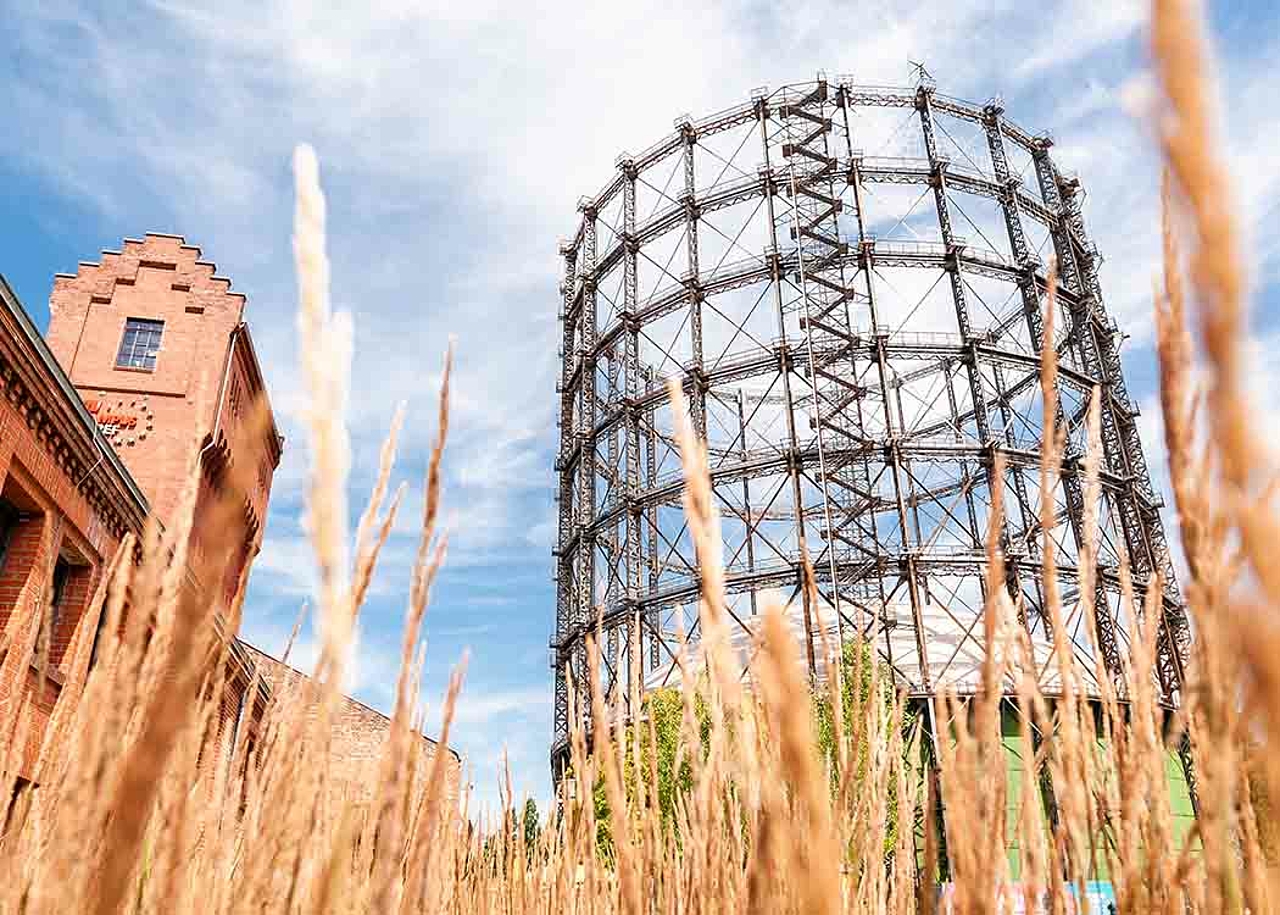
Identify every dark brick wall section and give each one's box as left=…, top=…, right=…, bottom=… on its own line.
left=0, top=512, right=45, bottom=635
left=48, top=563, right=95, bottom=669
left=238, top=643, right=461, bottom=811
left=0, top=418, right=111, bottom=783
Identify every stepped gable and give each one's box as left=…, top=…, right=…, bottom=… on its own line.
left=51, top=232, right=244, bottom=313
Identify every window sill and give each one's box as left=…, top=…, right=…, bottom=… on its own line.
left=28, top=660, right=66, bottom=688
left=114, top=365, right=157, bottom=374
left=0, top=649, right=68, bottom=692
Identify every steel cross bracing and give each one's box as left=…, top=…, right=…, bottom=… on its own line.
left=550, top=77, right=1192, bottom=778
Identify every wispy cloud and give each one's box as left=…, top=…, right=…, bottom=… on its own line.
left=444, top=687, right=551, bottom=729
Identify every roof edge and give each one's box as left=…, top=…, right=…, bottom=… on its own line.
left=0, top=273, right=151, bottom=518
left=68, top=234, right=247, bottom=300
left=231, top=323, right=285, bottom=463
left=235, top=638, right=460, bottom=762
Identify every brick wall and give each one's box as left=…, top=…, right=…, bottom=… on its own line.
left=48, top=563, right=96, bottom=669
left=2, top=264, right=141, bottom=785
left=8, top=667, right=57, bottom=785
left=238, top=643, right=461, bottom=812
left=0, top=509, right=44, bottom=635
left=0, top=403, right=117, bottom=782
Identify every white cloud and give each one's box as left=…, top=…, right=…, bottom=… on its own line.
left=443, top=687, right=551, bottom=729
left=251, top=530, right=318, bottom=597
left=1012, top=0, right=1146, bottom=80
left=237, top=613, right=377, bottom=696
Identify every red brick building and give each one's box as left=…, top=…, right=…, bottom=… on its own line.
left=2, top=233, right=457, bottom=815
left=46, top=233, right=282, bottom=603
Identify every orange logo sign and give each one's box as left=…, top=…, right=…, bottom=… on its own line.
left=84, top=396, right=156, bottom=446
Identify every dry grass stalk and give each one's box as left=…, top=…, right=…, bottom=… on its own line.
left=1151, top=1, right=1280, bottom=908
left=292, top=142, right=355, bottom=685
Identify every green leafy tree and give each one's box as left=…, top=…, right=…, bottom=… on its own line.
left=811, top=638, right=911, bottom=854
left=812, top=639, right=900, bottom=779
left=585, top=638, right=912, bottom=857
left=634, top=686, right=709, bottom=823
left=592, top=685, right=710, bottom=857
left=522, top=798, right=540, bottom=860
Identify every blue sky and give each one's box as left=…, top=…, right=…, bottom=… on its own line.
left=2, top=1, right=1277, bottom=813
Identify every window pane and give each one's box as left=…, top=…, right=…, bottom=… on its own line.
left=0, top=499, right=18, bottom=573
left=115, top=318, right=164, bottom=371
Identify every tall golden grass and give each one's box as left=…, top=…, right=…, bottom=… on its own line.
left=0, top=1, right=1276, bottom=911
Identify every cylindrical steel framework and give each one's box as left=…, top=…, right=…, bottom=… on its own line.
left=550, top=76, right=1189, bottom=776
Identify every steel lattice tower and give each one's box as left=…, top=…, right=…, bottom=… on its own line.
left=550, top=76, right=1189, bottom=778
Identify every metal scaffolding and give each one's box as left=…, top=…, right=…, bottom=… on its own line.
left=550, top=76, right=1190, bottom=778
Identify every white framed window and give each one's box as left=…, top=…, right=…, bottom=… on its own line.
left=115, top=318, right=164, bottom=371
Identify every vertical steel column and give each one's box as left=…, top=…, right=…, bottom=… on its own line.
left=840, top=86, right=937, bottom=817
left=846, top=184, right=900, bottom=671
left=985, top=104, right=1085, bottom=833
left=831, top=84, right=882, bottom=617
left=679, top=119, right=708, bottom=438
left=605, top=348, right=621, bottom=689
left=984, top=102, right=1091, bottom=628
left=842, top=96, right=931, bottom=728
left=987, top=359, right=1038, bottom=564
left=1058, top=175, right=1188, bottom=693
left=736, top=387, right=759, bottom=616
left=944, top=366, right=984, bottom=550
left=552, top=241, right=579, bottom=771
left=622, top=157, right=643, bottom=703
left=917, top=86, right=1026, bottom=633
left=576, top=201, right=600, bottom=733
left=1031, top=141, right=1083, bottom=296
left=982, top=103, right=1046, bottom=349
left=893, top=381, right=925, bottom=546
left=873, top=320, right=931, bottom=702
left=644, top=366, right=660, bottom=670
left=1032, top=143, right=1125, bottom=686
left=835, top=85, right=893, bottom=637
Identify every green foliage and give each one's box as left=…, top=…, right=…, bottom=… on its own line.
left=522, top=798, right=540, bottom=859
left=585, top=638, right=913, bottom=857
left=593, top=768, right=614, bottom=861
left=811, top=639, right=897, bottom=781
left=592, top=686, right=710, bottom=856
left=811, top=639, right=914, bottom=855
left=638, top=686, right=708, bottom=823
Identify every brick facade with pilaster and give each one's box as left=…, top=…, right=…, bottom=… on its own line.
left=0, top=275, right=141, bottom=782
